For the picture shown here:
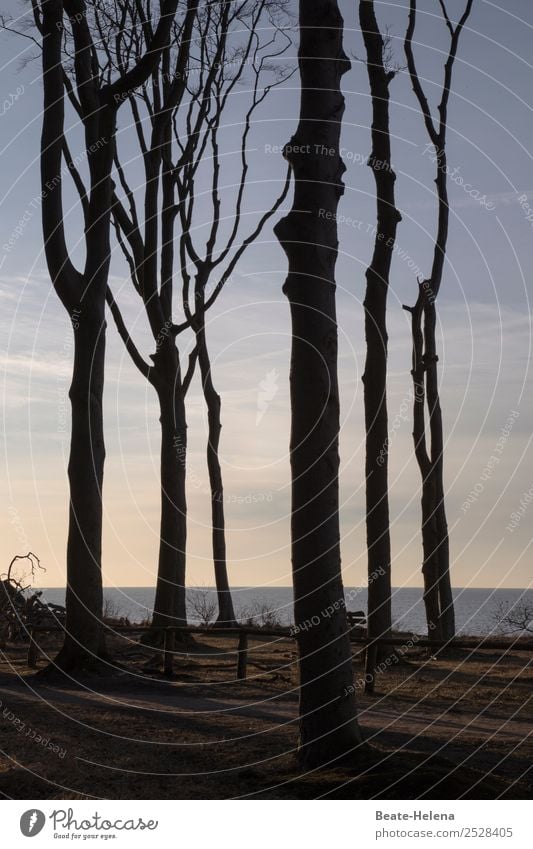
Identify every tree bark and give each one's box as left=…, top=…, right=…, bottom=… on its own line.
left=151, top=345, right=188, bottom=632
left=359, top=0, right=401, bottom=661
left=274, top=0, right=362, bottom=767
left=56, top=103, right=116, bottom=670
left=423, top=142, right=454, bottom=641
left=196, top=327, right=237, bottom=627
left=404, top=291, right=442, bottom=640
left=56, top=306, right=106, bottom=669
left=424, top=302, right=455, bottom=639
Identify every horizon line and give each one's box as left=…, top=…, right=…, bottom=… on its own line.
left=34, top=585, right=532, bottom=591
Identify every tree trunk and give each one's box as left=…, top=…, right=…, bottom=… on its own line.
left=403, top=0, right=468, bottom=642
left=40, top=0, right=186, bottom=671
left=151, top=348, right=188, bottom=632
left=41, top=1, right=115, bottom=672
left=421, top=474, right=442, bottom=640
left=196, top=325, right=236, bottom=627
left=54, top=306, right=106, bottom=670
left=435, top=500, right=454, bottom=638
left=274, top=0, right=362, bottom=768
left=404, top=292, right=442, bottom=640
left=359, top=1, right=401, bottom=661
left=424, top=302, right=454, bottom=639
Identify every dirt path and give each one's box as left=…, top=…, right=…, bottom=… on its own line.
left=1, top=675, right=530, bottom=749
left=0, top=671, right=530, bottom=799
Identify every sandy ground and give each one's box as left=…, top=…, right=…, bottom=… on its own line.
left=0, top=632, right=531, bottom=799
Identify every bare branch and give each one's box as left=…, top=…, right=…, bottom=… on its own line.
left=182, top=345, right=198, bottom=395
left=40, top=0, right=82, bottom=305
left=404, top=0, right=439, bottom=146
left=62, top=136, right=89, bottom=224
left=0, top=15, right=42, bottom=48
left=438, top=0, right=474, bottom=141
left=105, top=287, right=152, bottom=379
left=493, top=601, right=533, bottom=635
left=106, top=0, right=180, bottom=102
left=204, top=163, right=292, bottom=313
left=404, top=0, right=474, bottom=297
left=438, top=0, right=454, bottom=37
left=4, top=552, right=43, bottom=585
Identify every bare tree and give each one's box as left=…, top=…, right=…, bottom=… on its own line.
left=108, top=0, right=292, bottom=631
left=33, top=0, right=181, bottom=671
left=177, top=1, right=292, bottom=626
left=237, top=598, right=283, bottom=629
left=187, top=588, right=217, bottom=627
left=105, top=0, right=198, bottom=637
left=274, top=0, right=362, bottom=767
left=0, top=553, right=56, bottom=644
left=403, top=0, right=474, bottom=640
left=359, top=1, right=402, bottom=667
left=493, top=601, right=533, bottom=635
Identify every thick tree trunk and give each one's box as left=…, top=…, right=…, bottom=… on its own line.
left=151, top=350, right=188, bottom=632
left=359, top=1, right=401, bottom=662
left=55, top=307, right=106, bottom=670
left=41, top=0, right=185, bottom=671
left=41, top=1, right=115, bottom=672
left=274, top=0, right=362, bottom=768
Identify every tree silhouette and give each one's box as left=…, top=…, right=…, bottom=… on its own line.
left=403, top=0, right=474, bottom=639
left=275, top=0, right=362, bottom=767
left=37, top=0, right=182, bottom=671
left=359, top=0, right=402, bottom=671
left=107, top=0, right=292, bottom=629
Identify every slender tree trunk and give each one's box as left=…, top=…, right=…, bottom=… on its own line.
left=435, top=501, right=454, bottom=637
left=55, top=306, right=106, bottom=669
left=403, top=0, right=471, bottom=641
left=422, top=153, right=454, bottom=640
left=404, top=293, right=442, bottom=639
left=196, top=327, right=236, bottom=627
left=359, top=1, right=401, bottom=662
left=274, top=0, right=362, bottom=768
left=151, top=349, right=187, bottom=632
left=421, top=478, right=442, bottom=639
left=424, top=302, right=454, bottom=639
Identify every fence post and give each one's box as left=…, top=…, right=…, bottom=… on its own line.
left=237, top=630, right=248, bottom=680
left=27, top=627, right=39, bottom=669
left=164, top=629, right=175, bottom=676
left=364, top=640, right=378, bottom=694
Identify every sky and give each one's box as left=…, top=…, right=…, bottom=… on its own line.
left=1, top=0, right=532, bottom=592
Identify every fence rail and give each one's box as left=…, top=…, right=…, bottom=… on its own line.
left=17, top=623, right=533, bottom=688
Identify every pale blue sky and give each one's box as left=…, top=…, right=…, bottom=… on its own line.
left=1, top=0, right=532, bottom=590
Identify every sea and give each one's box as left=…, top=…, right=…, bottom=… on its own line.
left=37, top=586, right=533, bottom=636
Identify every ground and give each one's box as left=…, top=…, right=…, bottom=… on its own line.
left=0, top=631, right=531, bottom=799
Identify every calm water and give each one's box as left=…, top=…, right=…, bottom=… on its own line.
left=38, top=586, right=533, bottom=635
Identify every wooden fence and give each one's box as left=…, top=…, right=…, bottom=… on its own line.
left=20, top=623, right=533, bottom=693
